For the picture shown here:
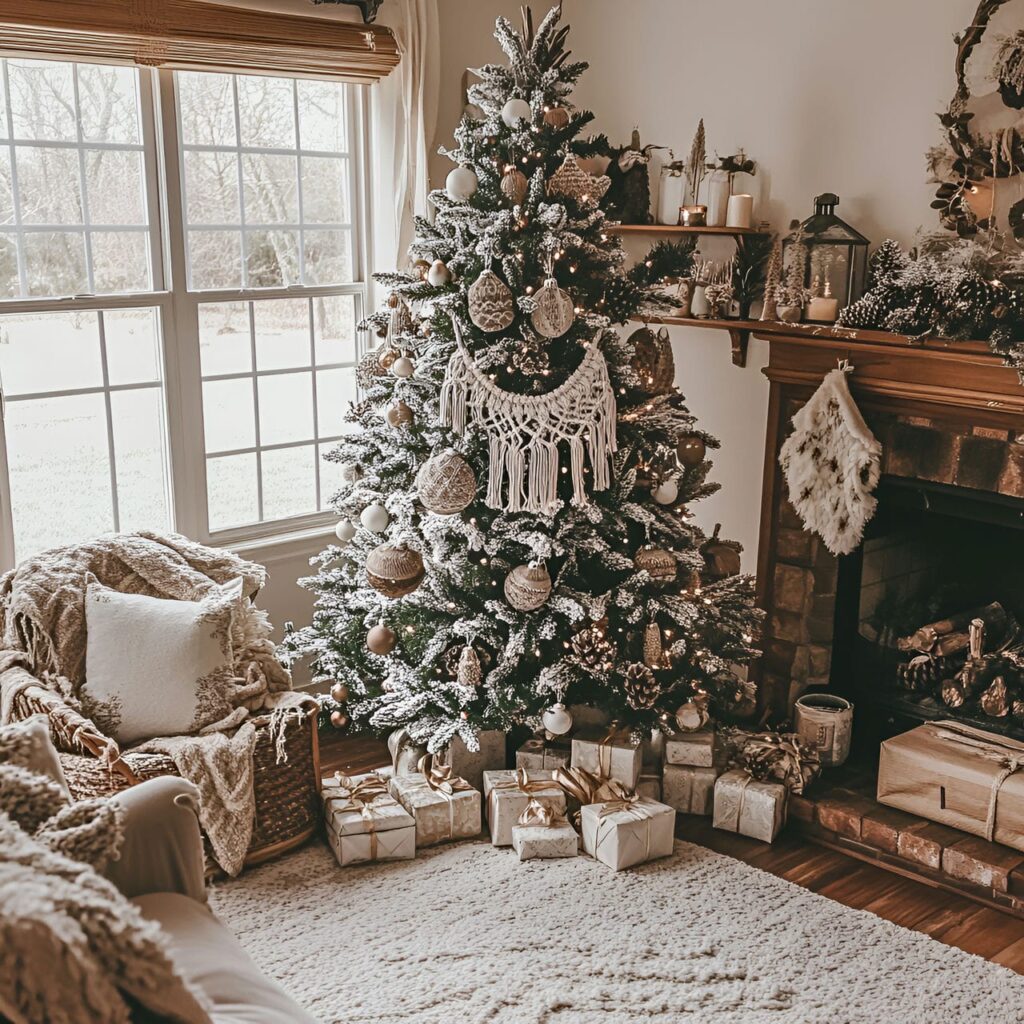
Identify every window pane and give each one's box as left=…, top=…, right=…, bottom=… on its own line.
left=183, top=150, right=240, bottom=225
left=319, top=443, right=346, bottom=508
left=189, top=230, right=242, bottom=290
left=316, top=367, right=357, bottom=436
left=0, top=310, right=103, bottom=395
left=8, top=59, right=76, bottom=142
left=199, top=302, right=251, bottom=376
left=203, top=377, right=255, bottom=452
left=110, top=388, right=170, bottom=532
left=297, top=80, right=346, bottom=152
left=23, top=231, right=87, bottom=296
left=17, top=146, right=82, bottom=224
left=85, top=149, right=146, bottom=225
left=302, top=229, right=351, bottom=284
left=313, top=294, right=357, bottom=365
left=253, top=298, right=310, bottom=371
left=257, top=371, right=313, bottom=445
left=245, top=229, right=299, bottom=288
left=237, top=75, right=295, bottom=149
left=77, top=64, right=140, bottom=145
left=178, top=72, right=236, bottom=147
left=0, top=150, right=14, bottom=226
left=104, top=308, right=161, bottom=386
left=242, top=153, right=298, bottom=224
left=6, top=393, right=112, bottom=558
left=0, top=234, right=17, bottom=296
left=301, top=156, right=348, bottom=224
left=261, top=445, right=316, bottom=520
left=207, top=453, right=258, bottom=530
left=91, top=231, right=150, bottom=294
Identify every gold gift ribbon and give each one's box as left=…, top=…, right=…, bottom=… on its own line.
left=933, top=724, right=1024, bottom=842
left=596, top=721, right=631, bottom=778
left=517, top=795, right=569, bottom=828
left=327, top=772, right=395, bottom=862
left=487, top=767, right=561, bottom=827
left=406, top=754, right=474, bottom=841
left=552, top=766, right=619, bottom=806
left=595, top=787, right=653, bottom=861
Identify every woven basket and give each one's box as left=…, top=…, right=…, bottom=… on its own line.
left=9, top=687, right=320, bottom=868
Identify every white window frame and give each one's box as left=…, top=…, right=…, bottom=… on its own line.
left=0, top=61, right=373, bottom=568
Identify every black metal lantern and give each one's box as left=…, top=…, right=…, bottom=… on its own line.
left=785, top=193, right=869, bottom=315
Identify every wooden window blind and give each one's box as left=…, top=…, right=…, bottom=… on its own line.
left=0, top=1, right=400, bottom=83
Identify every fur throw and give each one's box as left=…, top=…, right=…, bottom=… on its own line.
left=779, top=364, right=882, bottom=556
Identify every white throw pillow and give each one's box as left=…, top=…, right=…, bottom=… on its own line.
left=81, top=577, right=243, bottom=746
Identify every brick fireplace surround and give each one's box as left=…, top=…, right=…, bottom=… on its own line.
left=752, top=322, right=1024, bottom=914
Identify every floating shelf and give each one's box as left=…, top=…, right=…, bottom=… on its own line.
left=639, top=315, right=759, bottom=367
left=609, top=224, right=768, bottom=237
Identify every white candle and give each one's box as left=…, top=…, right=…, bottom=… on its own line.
left=725, top=194, right=753, bottom=229
left=707, top=176, right=730, bottom=227
left=807, top=296, right=839, bottom=323
left=690, top=284, right=710, bottom=317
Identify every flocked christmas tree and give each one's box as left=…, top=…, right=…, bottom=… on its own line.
left=281, top=7, right=762, bottom=753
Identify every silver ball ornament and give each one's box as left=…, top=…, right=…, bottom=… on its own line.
left=651, top=478, right=679, bottom=505
left=391, top=355, right=415, bottom=379
left=334, top=519, right=356, bottom=543
left=542, top=702, right=573, bottom=737
left=501, top=97, right=532, bottom=128
left=360, top=503, right=390, bottom=533
left=445, top=164, right=478, bottom=201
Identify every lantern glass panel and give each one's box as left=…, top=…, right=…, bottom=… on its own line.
left=789, top=193, right=869, bottom=311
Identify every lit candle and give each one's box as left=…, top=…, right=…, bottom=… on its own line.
left=806, top=277, right=840, bottom=322
left=725, top=193, right=753, bottom=229
left=678, top=204, right=707, bottom=227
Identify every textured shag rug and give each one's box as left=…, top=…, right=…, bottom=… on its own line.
left=210, top=839, right=1024, bottom=1024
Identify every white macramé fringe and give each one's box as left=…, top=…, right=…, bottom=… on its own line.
left=440, top=320, right=617, bottom=514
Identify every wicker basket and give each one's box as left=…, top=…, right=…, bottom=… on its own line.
left=9, top=685, right=321, bottom=868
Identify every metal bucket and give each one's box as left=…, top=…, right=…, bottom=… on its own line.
left=794, top=693, right=854, bottom=767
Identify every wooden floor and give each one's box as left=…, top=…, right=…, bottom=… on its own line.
left=320, top=732, right=1024, bottom=974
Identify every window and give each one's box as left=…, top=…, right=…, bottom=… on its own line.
left=0, top=59, right=369, bottom=565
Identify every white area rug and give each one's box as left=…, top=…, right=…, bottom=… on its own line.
left=210, top=838, right=1024, bottom=1023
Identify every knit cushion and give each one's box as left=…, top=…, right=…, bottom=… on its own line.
left=81, top=578, right=243, bottom=746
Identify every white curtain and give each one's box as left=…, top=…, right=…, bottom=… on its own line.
left=371, top=0, right=440, bottom=290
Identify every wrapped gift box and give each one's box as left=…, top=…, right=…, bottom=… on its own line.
left=712, top=769, right=787, bottom=843
left=571, top=727, right=642, bottom=789
left=389, top=765, right=481, bottom=847
left=636, top=771, right=663, bottom=802
left=663, top=763, right=720, bottom=815
left=516, top=736, right=572, bottom=772
left=665, top=727, right=717, bottom=767
left=482, top=769, right=566, bottom=846
left=878, top=721, right=1024, bottom=852
left=580, top=796, right=675, bottom=871
left=511, top=820, right=579, bottom=860
left=322, top=772, right=415, bottom=867
left=436, top=729, right=506, bottom=791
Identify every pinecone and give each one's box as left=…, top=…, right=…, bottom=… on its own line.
left=886, top=292, right=938, bottom=336
left=867, top=239, right=910, bottom=289
left=934, top=269, right=994, bottom=338
left=571, top=620, right=613, bottom=670
left=602, top=277, right=643, bottom=325
left=623, top=662, right=660, bottom=710
left=837, top=287, right=900, bottom=330
left=898, top=654, right=959, bottom=692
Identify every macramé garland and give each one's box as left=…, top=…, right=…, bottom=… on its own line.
left=440, top=319, right=617, bottom=514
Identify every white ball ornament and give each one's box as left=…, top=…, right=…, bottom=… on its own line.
left=501, top=97, right=533, bottom=128
left=542, top=702, right=573, bottom=737
left=334, top=519, right=356, bottom=543
left=445, top=164, right=478, bottom=201
left=391, top=355, right=415, bottom=379
left=426, top=259, right=451, bottom=287
left=360, top=503, right=390, bottom=533
left=651, top=478, right=679, bottom=505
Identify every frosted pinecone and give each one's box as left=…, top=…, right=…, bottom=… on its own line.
left=867, top=239, right=911, bottom=289
left=623, top=662, right=660, bottom=710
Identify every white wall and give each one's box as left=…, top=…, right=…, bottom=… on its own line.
left=431, top=0, right=978, bottom=564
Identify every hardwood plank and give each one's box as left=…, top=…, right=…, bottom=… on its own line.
left=991, top=935, right=1024, bottom=973
left=319, top=732, right=388, bottom=779
left=933, top=906, right=1024, bottom=960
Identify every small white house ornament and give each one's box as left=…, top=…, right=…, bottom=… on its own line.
left=778, top=361, right=881, bottom=556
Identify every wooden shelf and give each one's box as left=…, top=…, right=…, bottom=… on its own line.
left=638, top=315, right=758, bottom=367
left=610, top=223, right=767, bottom=236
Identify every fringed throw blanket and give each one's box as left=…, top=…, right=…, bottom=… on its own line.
left=440, top=320, right=617, bottom=514
left=0, top=530, right=300, bottom=876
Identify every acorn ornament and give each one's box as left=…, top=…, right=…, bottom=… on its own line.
left=543, top=105, right=570, bottom=129
left=391, top=353, right=415, bottom=378
left=501, top=97, right=532, bottom=127
left=445, top=163, right=478, bottom=201
left=386, top=400, right=414, bottom=427
left=426, top=259, right=452, bottom=287
left=504, top=562, right=552, bottom=612
left=634, top=545, right=676, bottom=582
left=334, top=518, right=356, bottom=543
left=531, top=258, right=575, bottom=338
left=366, top=544, right=425, bottom=598
left=501, top=165, right=529, bottom=206
left=416, top=449, right=476, bottom=515
left=468, top=267, right=514, bottom=333
left=367, top=623, right=397, bottom=655
left=457, top=644, right=482, bottom=688
left=542, top=702, right=573, bottom=737
left=701, top=524, right=742, bottom=580
left=360, top=503, right=389, bottom=533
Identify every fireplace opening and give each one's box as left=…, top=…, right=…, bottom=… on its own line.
left=830, top=477, right=1024, bottom=753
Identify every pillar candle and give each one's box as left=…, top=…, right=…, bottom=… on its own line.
left=690, top=284, right=710, bottom=317
left=806, top=296, right=839, bottom=323
left=725, top=194, right=753, bottom=229
left=707, top=176, right=730, bottom=227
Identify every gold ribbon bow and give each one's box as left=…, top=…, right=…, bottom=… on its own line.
left=593, top=785, right=653, bottom=860
left=934, top=724, right=1024, bottom=842
left=517, top=796, right=569, bottom=828
left=553, top=766, right=619, bottom=806
left=328, top=771, right=394, bottom=861
left=417, top=754, right=473, bottom=796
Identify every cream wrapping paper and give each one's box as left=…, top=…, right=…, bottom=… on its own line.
left=712, top=769, right=787, bottom=843
left=511, top=821, right=579, bottom=860
left=322, top=772, right=416, bottom=867
left=516, top=737, right=572, bottom=771
left=571, top=726, right=642, bottom=789
left=665, top=727, right=717, bottom=767
left=482, top=768, right=566, bottom=847
left=877, top=720, right=1024, bottom=851
left=580, top=795, right=675, bottom=871
left=663, top=763, right=720, bottom=815
left=436, top=729, right=507, bottom=791
left=636, top=772, right=663, bottom=802
left=389, top=761, right=481, bottom=847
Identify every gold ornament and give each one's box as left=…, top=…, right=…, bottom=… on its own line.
left=330, top=710, right=350, bottom=729
left=468, top=268, right=514, bottom=333
left=642, top=622, right=663, bottom=669
left=367, top=623, right=397, bottom=655
left=501, top=166, right=529, bottom=206
left=634, top=546, right=676, bottom=582
left=504, top=562, right=552, bottom=612
left=386, top=400, right=414, bottom=427
left=543, top=106, right=570, bottom=129
left=531, top=272, right=575, bottom=338
left=377, top=346, right=398, bottom=370
left=677, top=433, right=707, bottom=467
left=624, top=663, right=660, bottom=710
left=546, top=153, right=610, bottom=206
left=457, top=644, right=482, bottom=687
left=629, top=326, right=675, bottom=394
left=675, top=700, right=709, bottom=732
left=330, top=681, right=349, bottom=703
left=415, top=449, right=476, bottom=515
left=366, top=544, right=425, bottom=598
